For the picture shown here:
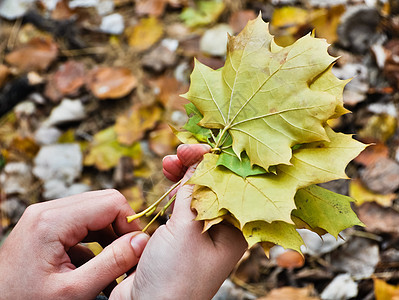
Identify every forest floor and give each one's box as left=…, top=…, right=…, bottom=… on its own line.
left=1, top=0, right=399, bottom=299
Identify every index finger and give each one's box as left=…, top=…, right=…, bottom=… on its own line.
left=35, top=189, right=141, bottom=248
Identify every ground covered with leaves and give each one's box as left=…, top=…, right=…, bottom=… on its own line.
left=1, top=0, right=399, bottom=299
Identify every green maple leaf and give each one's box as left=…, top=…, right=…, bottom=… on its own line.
left=292, top=185, right=364, bottom=238
left=183, top=103, right=212, bottom=143
left=182, top=15, right=346, bottom=170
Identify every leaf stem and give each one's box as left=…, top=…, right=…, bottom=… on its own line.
left=142, top=194, right=177, bottom=232
left=126, top=179, right=182, bottom=223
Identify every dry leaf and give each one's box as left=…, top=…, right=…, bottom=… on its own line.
left=135, top=0, right=167, bottom=17
left=149, top=124, right=181, bottom=157
left=5, top=37, right=58, bottom=72
left=87, top=67, right=137, bottom=99
left=354, top=143, right=389, bottom=166
left=53, top=60, right=86, bottom=96
left=229, top=10, right=257, bottom=34
left=349, top=179, right=396, bottom=207
left=357, top=202, right=399, bottom=235
left=374, top=277, right=399, bottom=300
left=84, top=126, right=142, bottom=171
left=0, top=65, right=10, bottom=88
left=115, top=104, right=163, bottom=145
left=259, top=286, right=319, bottom=300
left=276, top=249, right=305, bottom=269
left=126, top=17, right=163, bottom=52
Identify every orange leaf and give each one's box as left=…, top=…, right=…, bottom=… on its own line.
left=5, top=37, right=58, bottom=72
left=54, top=60, right=86, bottom=96
left=0, top=64, right=10, bottom=88
left=276, top=249, right=305, bottom=269
left=87, top=67, right=137, bottom=99
left=374, top=277, right=399, bottom=300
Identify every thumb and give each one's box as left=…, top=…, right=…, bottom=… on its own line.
left=65, top=232, right=149, bottom=297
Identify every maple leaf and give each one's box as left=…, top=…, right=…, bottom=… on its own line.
left=292, top=185, right=364, bottom=238
left=182, top=15, right=347, bottom=170
left=189, top=127, right=365, bottom=227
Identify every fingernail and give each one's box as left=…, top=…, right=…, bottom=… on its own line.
left=130, top=233, right=149, bottom=257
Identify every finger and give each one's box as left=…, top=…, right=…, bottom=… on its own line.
left=35, top=190, right=142, bottom=248
left=64, top=232, right=149, bottom=298
left=67, top=244, right=95, bottom=268
left=177, top=144, right=211, bottom=167
left=170, top=164, right=199, bottom=223
left=162, top=155, right=186, bottom=181
left=163, top=168, right=181, bottom=183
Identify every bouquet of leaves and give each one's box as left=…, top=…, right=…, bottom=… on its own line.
left=129, top=15, right=366, bottom=255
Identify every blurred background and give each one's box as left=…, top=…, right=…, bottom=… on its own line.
left=1, top=0, right=399, bottom=299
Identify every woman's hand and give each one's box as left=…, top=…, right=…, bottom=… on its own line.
left=111, top=144, right=248, bottom=300
left=0, top=189, right=149, bottom=300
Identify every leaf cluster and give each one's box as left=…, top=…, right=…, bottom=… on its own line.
left=175, top=16, right=366, bottom=254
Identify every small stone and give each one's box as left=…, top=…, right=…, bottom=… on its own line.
left=97, top=0, right=114, bottom=15
left=0, top=198, right=27, bottom=224
left=298, top=230, right=346, bottom=256
left=43, top=179, right=90, bottom=200
left=100, top=13, right=124, bottom=35
left=321, top=274, right=358, bottom=300
left=33, top=143, right=83, bottom=185
left=360, top=157, right=399, bottom=194
left=142, top=41, right=178, bottom=73
left=43, top=98, right=86, bottom=127
left=34, top=126, right=62, bottom=145
left=0, top=162, right=33, bottom=195
left=200, top=24, right=233, bottom=57
left=68, top=0, right=98, bottom=8
left=0, top=0, right=35, bottom=20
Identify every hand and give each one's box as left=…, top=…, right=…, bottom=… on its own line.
left=0, top=190, right=149, bottom=300
left=111, top=144, right=248, bottom=300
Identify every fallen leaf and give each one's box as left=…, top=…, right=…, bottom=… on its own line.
left=331, top=237, right=379, bottom=280
left=0, top=65, right=10, bottom=88
left=51, top=0, right=76, bottom=20
left=357, top=202, right=399, bottom=235
left=276, top=249, right=305, bottom=269
left=309, top=6, right=346, bottom=44
left=87, top=67, right=137, bottom=99
left=84, top=126, right=142, bottom=171
left=270, top=6, right=309, bottom=46
left=120, top=185, right=145, bottom=212
left=360, top=157, right=399, bottom=194
left=5, top=37, right=58, bottom=72
left=349, top=179, right=396, bottom=207
left=229, top=10, right=257, bottom=34
left=114, top=104, right=163, bottom=145
left=374, top=277, right=399, bottom=300
left=354, top=143, right=389, bottom=166
left=153, top=75, right=189, bottom=111
left=135, top=0, right=167, bottom=17
left=53, top=60, right=86, bottom=96
left=126, top=17, right=163, bottom=52
left=259, top=286, right=319, bottom=300
left=358, top=113, right=397, bottom=143
left=180, top=1, right=225, bottom=28
left=148, top=124, right=181, bottom=157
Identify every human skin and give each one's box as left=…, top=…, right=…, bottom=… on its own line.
left=110, top=144, right=248, bottom=300
left=0, top=144, right=247, bottom=299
